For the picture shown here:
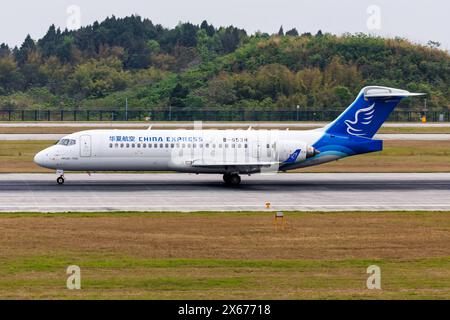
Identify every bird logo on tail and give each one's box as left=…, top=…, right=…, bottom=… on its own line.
left=344, top=103, right=375, bottom=137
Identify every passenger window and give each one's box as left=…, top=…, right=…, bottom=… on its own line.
left=109, top=143, right=113, bottom=148
left=120, top=143, right=124, bottom=148
left=232, top=144, right=235, bottom=148
left=137, top=144, right=141, bottom=148
left=176, top=143, right=180, bottom=148
left=182, top=144, right=186, bottom=148
left=143, top=143, right=147, bottom=148
left=187, top=144, right=191, bottom=148
left=126, top=143, right=130, bottom=148
left=244, top=144, right=248, bottom=148
left=115, top=143, right=118, bottom=148
left=132, top=144, right=135, bottom=148
left=225, top=144, right=229, bottom=148
left=160, top=143, right=164, bottom=148
left=199, top=144, right=203, bottom=148
left=219, top=144, right=222, bottom=148
left=238, top=144, right=242, bottom=148
left=171, top=143, right=174, bottom=148
left=193, top=144, right=196, bottom=148
left=206, top=144, right=209, bottom=148
left=154, top=143, right=158, bottom=148
left=165, top=143, right=169, bottom=148
left=267, top=144, right=270, bottom=148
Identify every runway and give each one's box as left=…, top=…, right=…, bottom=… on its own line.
left=0, top=173, right=450, bottom=212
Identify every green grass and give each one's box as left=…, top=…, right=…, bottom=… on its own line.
left=1, top=254, right=449, bottom=299
left=1, top=210, right=448, bottom=218
left=1, top=211, right=449, bottom=299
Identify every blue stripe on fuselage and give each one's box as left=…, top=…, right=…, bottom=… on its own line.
left=313, top=133, right=383, bottom=157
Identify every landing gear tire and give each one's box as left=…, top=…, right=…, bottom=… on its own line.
left=57, top=176, right=65, bottom=185
left=223, top=173, right=241, bottom=186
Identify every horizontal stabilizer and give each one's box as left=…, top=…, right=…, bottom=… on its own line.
left=364, top=86, right=426, bottom=98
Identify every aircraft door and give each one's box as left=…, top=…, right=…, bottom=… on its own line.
left=251, top=135, right=261, bottom=161
left=80, top=135, right=92, bottom=157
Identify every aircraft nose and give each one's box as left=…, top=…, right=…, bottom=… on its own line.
left=34, top=150, right=48, bottom=167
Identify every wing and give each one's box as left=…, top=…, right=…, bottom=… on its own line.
left=189, top=159, right=279, bottom=169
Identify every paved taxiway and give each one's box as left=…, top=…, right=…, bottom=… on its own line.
left=0, top=173, right=449, bottom=212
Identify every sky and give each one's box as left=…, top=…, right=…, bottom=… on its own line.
left=0, top=0, right=448, bottom=50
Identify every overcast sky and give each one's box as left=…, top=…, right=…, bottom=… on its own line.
left=0, top=0, right=448, bottom=50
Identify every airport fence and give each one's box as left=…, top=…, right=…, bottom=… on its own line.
left=0, top=109, right=449, bottom=122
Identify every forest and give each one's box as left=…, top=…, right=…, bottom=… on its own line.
left=0, top=15, right=448, bottom=118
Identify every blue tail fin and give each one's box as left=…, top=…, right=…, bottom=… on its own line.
left=325, top=86, right=425, bottom=139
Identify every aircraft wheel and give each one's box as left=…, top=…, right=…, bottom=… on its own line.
left=223, top=174, right=231, bottom=184
left=57, top=176, right=65, bottom=185
left=228, top=174, right=241, bottom=186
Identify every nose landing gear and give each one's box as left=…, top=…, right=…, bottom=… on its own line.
left=56, top=169, right=65, bottom=185
left=57, top=176, right=65, bottom=185
left=223, top=173, right=241, bottom=186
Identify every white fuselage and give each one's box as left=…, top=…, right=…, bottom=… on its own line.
left=34, top=128, right=334, bottom=174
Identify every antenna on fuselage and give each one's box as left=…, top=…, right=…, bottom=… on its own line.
left=148, top=125, right=152, bottom=130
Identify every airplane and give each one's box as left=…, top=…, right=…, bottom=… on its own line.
left=34, top=86, right=425, bottom=186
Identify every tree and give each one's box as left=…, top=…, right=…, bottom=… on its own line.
left=178, top=23, right=198, bottom=47
left=147, top=40, right=160, bottom=55
left=286, top=28, right=299, bottom=36
left=0, top=56, right=24, bottom=93
left=200, top=20, right=215, bottom=37
left=277, top=26, right=284, bottom=36
left=333, top=86, right=352, bottom=106
left=0, top=43, right=10, bottom=58
left=38, top=24, right=60, bottom=57
left=218, top=26, right=246, bottom=53
left=56, top=35, right=75, bottom=63
left=427, top=40, right=441, bottom=48
left=170, top=82, right=189, bottom=108
left=15, top=35, right=36, bottom=65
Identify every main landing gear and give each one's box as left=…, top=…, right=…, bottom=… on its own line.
left=56, top=169, right=65, bottom=185
left=223, top=173, right=241, bottom=186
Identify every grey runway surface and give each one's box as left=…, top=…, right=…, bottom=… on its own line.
left=1, top=173, right=450, bottom=212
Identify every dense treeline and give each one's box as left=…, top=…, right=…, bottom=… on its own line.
left=0, top=15, right=448, bottom=115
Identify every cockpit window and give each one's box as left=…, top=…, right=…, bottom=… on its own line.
left=58, top=139, right=76, bottom=146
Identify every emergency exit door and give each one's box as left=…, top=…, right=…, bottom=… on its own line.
left=80, top=135, right=92, bottom=157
